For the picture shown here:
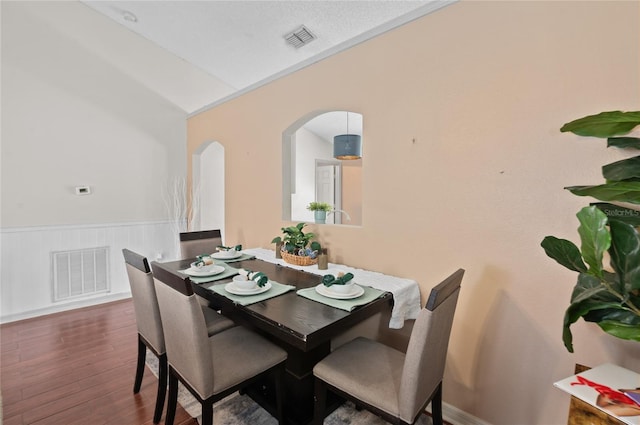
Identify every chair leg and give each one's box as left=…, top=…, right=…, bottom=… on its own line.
left=201, top=400, right=214, bottom=425
left=165, top=371, right=179, bottom=425
left=133, top=335, right=146, bottom=393
left=313, top=378, right=327, bottom=425
left=274, top=365, right=285, bottom=425
left=153, top=353, right=168, bottom=423
left=430, top=382, right=443, bottom=425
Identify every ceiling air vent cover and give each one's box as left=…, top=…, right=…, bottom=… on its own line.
left=285, top=26, right=316, bottom=48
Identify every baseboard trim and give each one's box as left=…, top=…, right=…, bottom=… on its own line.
left=425, top=401, right=492, bottom=425
left=0, top=292, right=132, bottom=324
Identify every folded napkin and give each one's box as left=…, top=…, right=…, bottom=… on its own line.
left=243, top=247, right=421, bottom=329
left=180, top=263, right=240, bottom=284
left=296, top=285, right=386, bottom=312
left=208, top=281, right=295, bottom=306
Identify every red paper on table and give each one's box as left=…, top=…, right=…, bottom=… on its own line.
left=554, top=363, right=640, bottom=425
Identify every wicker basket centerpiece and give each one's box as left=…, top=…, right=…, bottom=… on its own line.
left=280, top=250, right=318, bottom=266
left=271, top=222, right=322, bottom=267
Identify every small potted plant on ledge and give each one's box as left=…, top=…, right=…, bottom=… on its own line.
left=271, top=222, right=322, bottom=266
left=307, top=202, right=332, bottom=224
left=541, top=110, right=640, bottom=353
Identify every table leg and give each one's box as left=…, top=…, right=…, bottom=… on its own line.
left=245, top=341, right=343, bottom=425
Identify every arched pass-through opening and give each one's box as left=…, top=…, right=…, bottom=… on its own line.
left=282, top=110, right=362, bottom=226
left=192, top=141, right=225, bottom=237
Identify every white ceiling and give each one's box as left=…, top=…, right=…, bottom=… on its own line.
left=79, top=0, right=454, bottom=113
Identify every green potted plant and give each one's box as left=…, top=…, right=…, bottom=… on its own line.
left=307, top=202, right=333, bottom=224
left=271, top=222, right=322, bottom=266
left=541, top=110, right=640, bottom=352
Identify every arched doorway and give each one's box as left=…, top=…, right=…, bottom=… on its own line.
left=192, top=141, right=225, bottom=238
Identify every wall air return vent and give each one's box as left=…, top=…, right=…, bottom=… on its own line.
left=285, top=26, right=316, bottom=48
left=51, top=247, right=110, bottom=302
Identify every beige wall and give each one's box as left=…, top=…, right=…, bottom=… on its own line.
left=342, top=163, right=362, bottom=225
left=188, top=2, right=640, bottom=424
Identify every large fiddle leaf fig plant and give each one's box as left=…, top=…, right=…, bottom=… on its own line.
left=541, top=111, right=640, bottom=352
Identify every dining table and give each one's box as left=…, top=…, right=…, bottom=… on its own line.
left=160, top=250, right=399, bottom=425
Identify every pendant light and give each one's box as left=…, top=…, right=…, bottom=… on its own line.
left=333, top=112, right=362, bottom=160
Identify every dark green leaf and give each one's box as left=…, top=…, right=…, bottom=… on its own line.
left=560, top=111, right=640, bottom=137
left=601, top=270, right=626, bottom=295
left=591, top=203, right=640, bottom=226
left=562, top=314, right=575, bottom=352
left=566, top=182, right=640, bottom=204
left=563, top=290, right=623, bottom=352
left=597, top=320, right=640, bottom=341
left=602, top=156, right=640, bottom=181
left=609, top=220, right=640, bottom=291
left=608, top=137, right=640, bottom=149
left=577, top=206, right=610, bottom=277
left=584, top=306, right=640, bottom=325
left=569, top=284, right=610, bottom=305
left=541, top=236, right=587, bottom=273
left=570, top=273, right=609, bottom=303
left=562, top=295, right=599, bottom=353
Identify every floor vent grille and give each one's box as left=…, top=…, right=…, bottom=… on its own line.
left=52, top=247, right=110, bottom=302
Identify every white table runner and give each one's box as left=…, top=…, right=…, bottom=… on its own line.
left=243, top=248, right=421, bottom=329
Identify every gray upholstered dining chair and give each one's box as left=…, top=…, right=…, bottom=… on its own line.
left=122, top=249, right=235, bottom=423
left=313, top=268, right=464, bottom=425
left=150, top=261, right=288, bottom=425
left=179, top=229, right=223, bottom=259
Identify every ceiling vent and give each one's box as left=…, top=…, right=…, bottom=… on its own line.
left=285, top=26, right=316, bottom=48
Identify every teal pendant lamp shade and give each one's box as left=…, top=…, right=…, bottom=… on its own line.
left=333, top=134, right=362, bottom=160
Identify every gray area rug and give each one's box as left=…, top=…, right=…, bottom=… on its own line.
left=146, top=349, right=432, bottom=424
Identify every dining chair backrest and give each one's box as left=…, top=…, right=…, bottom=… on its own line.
left=398, top=268, right=464, bottom=423
left=123, top=249, right=165, bottom=354
left=151, top=261, right=215, bottom=397
left=179, top=229, right=222, bottom=259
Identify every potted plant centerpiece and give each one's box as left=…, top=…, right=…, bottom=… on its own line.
left=272, top=222, right=322, bottom=266
left=307, top=202, right=333, bottom=224
left=541, top=110, right=640, bottom=353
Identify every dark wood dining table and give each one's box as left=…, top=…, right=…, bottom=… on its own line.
left=160, top=257, right=393, bottom=425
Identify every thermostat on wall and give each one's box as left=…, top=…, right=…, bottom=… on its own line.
left=75, top=186, right=91, bottom=195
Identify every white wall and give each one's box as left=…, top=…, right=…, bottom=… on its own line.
left=1, top=2, right=187, bottom=226
left=0, top=221, right=182, bottom=322
left=0, top=2, right=188, bottom=320
left=193, top=141, right=225, bottom=235
left=291, top=127, right=332, bottom=221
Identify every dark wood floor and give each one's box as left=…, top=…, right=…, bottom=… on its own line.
left=1, top=299, right=198, bottom=425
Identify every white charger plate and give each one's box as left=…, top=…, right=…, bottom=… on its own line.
left=212, top=251, right=243, bottom=260
left=183, top=265, right=225, bottom=277
left=225, top=281, right=271, bottom=296
left=315, top=283, right=364, bottom=300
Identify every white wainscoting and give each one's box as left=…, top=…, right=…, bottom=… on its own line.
left=0, top=220, right=184, bottom=323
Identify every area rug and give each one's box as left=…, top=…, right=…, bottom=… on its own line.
left=145, top=350, right=432, bottom=424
